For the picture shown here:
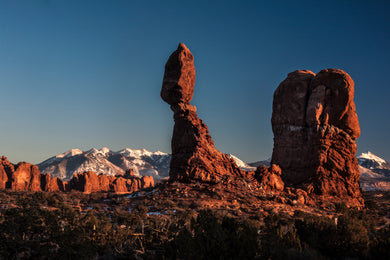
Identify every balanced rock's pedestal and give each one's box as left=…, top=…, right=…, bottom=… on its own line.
left=271, top=69, right=363, bottom=206
left=161, top=43, right=242, bottom=183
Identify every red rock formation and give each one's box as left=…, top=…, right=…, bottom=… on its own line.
left=1, top=156, right=14, bottom=189
left=111, top=177, right=127, bottom=193
left=161, top=43, right=196, bottom=105
left=0, top=165, right=7, bottom=189
left=141, top=176, right=154, bottom=189
left=11, top=162, right=42, bottom=191
left=271, top=69, right=363, bottom=206
left=161, top=43, right=242, bottom=183
left=124, top=169, right=135, bottom=178
left=69, top=171, right=102, bottom=193
left=67, top=171, right=154, bottom=194
left=126, top=178, right=141, bottom=193
left=41, top=174, right=64, bottom=192
left=255, top=165, right=284, bottom=192
left=98, top=174, right=112, bottom=192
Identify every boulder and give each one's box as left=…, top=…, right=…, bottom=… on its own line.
left=161, top=43, right=196, bottom=105
left=161, top=43, right=242, bottom=183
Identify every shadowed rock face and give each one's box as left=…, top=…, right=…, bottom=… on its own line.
left=271, top=69, right=363, bottom=206
left=41, top=174, right=64, bottom=192
left=161, top=43, right=242, bottom=183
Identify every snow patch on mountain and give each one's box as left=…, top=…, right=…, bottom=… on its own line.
left=358, top=151, right=387, bottom=168
left=357, top=152, right=390, bottom=191
left=229, top=154, right=256, bottom=171
left=56, top=149, right=83, bottom=158
left=38, top=147, right=171, bottom=181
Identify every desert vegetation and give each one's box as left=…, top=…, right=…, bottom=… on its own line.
left=0, top=188, right=389, bottom=259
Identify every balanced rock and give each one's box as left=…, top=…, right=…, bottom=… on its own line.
left=161, top=43, right=242, bottom=183
left=271, top=69, right=363, bottom=206
left=161, top=43, right=196, bottom=105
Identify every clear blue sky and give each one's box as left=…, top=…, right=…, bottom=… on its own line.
left=0, top=0, right=389, bottom=164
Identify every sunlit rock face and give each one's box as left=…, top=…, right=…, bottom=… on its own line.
left=10, top=163, right=42, bottom=192
left=68, top=171, right=154, bottom=193
left=271, top=69, right=363, bottom=206
left=0, top=155, right=154, bottom=193
left=255, top=164, right=284, bottom=192
left=161, top=43, right=242, bottom=183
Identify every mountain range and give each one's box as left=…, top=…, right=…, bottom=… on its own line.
left=357, top=151, right=390, bottom=191
left=38, top=148, right=171, bottom=181
left=38, top=148, right=390, bottom=191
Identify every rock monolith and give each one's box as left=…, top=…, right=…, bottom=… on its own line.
left=161, top=43, right=242, bottom=183
left=271, top=69, right=363, bottom=206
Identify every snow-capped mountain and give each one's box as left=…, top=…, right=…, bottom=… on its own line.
left=358, top=151, right=390, bottom=177
left=38, top=148, right=256, bottom=181
left=243, top=152, right=390, bottom=191
left=357, top=151, right=390, bottom=191
left=229, top=154, right=256, bottom=171
left=38, top=147, right=171, bottom=181
left=38, top=148, right=390, bottom=191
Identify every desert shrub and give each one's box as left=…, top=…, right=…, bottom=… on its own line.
left=294, top=210, right=371, bottom=259
left=261, top=213, right=303, bottom=259
left=165, top=209, right=260, bottom=259
left=370, top=225, right=390, bottom=259
left=335, top=202, right=348, bottom=213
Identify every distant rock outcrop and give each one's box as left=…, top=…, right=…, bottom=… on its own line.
left=271, top=69, right=363, bottom=206
left=0, top=165, right=8, bottom=189
left=11, top=162, right=42, bottom=192
left=68, top=171, right=155, bottom=194
left=161, top=43, right=242, bottom=183
left=1, top=156, right=14, bottom=189
left=0, top=156, right=154, bottom=193
left=41, top=174, right=64, bottom=192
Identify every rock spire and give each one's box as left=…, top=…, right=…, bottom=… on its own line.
left=161, top=43, right=242, bottom=183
